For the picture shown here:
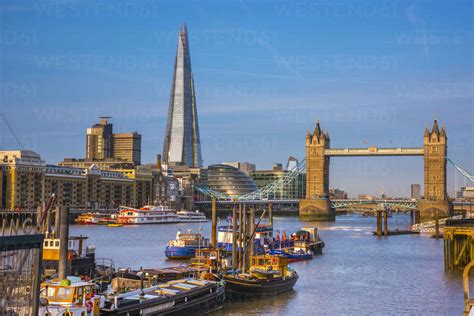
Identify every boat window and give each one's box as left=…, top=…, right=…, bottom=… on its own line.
left=44, top=241, right=48, bottom=247
left=55, top=287, right=72, bottom=301
left=49, top=241, right=54, bottom=247
left=47, top=287, right=55, bottom=299
left=55, top=241, right=59, bottom=247
left=68, top=241, right=72, bottom=248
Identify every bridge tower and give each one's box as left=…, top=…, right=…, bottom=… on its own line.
left=299, top=121, right=335, bottom=221
left=419, top=119, right=451, bottom=220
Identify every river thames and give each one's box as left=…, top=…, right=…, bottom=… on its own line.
left=71, top=214, right=463, bottom=315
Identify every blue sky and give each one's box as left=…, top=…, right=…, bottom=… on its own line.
left=1, top=0, right=473, bottom=197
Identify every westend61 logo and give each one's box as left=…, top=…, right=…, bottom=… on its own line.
left=1, top=214, right=36, bottom=236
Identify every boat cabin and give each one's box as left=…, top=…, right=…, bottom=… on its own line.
left=249, top=255, right=289, bottom=278
left=43, top=236, right=92, bottom=261
left=41, top=279, right=101, bottom=316
left=299, top=227, right=319, bottom=242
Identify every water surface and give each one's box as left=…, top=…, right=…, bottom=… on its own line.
left=71, top=214, right=463, bottom=315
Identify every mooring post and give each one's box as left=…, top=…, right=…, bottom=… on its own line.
left=231, top=203, right=237, bottom=273
left=242, top=204, right=247, bottom=272
left=211, top=197, right=217, bottom=249
left=383, top=210, right=388, bottom=237
left=415, top=210, right=420, bottom=224
left=54, top=207, right=61, bottom=238
left=58, top=206, right=69, bottom=280
left=435, top=210, right=440, bottom=239
left=269, top=203, right=273, bottom=227
left=410, top=210, right=414, bottom=226
left=238, top=203, right=242, bottom=271
left=249, top=207, right=255, bottom=259
left=376, top=210, right=382, bottom=237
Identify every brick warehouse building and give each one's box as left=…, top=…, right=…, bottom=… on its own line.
left=0, top=150, right=172, bottom=210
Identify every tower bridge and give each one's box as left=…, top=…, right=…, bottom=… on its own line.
left=300, top=119, right=449, bottom=221
left=194, top=119, right=473, bottom=223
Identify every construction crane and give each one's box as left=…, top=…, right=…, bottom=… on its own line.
left=0, top=113, right=23, bottom=150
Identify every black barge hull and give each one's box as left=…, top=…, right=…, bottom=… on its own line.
left=103, top=283, right=225, bottom=316
left=224, top=273, right=298, bottom=301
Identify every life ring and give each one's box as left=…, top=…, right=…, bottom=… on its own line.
left=85, top=300, right=93, bottom=313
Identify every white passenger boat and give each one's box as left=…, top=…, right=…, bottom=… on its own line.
left=177, top=210, right=208, bottom=222
left=115, top=205, right=179, bottom=225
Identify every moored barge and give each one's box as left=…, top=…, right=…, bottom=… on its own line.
left=102, top=278, right=225, bottom=315
left=224, top=255, right=298, bottom=301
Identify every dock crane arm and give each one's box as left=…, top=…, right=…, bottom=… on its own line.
left=0, top=113, right=23, bottom=150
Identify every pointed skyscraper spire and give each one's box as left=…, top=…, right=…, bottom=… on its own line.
left=163, top=24, right=203, bottom=168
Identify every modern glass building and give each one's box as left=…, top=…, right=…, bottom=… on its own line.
left=162, top=24, right=203, bottom=168
left=207, top=164, right=258, bottom=197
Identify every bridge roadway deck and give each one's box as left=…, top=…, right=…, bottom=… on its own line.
left=324, top=147, right=424, bottom=156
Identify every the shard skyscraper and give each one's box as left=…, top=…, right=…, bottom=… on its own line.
left=162, top=24, right=203, bottom=168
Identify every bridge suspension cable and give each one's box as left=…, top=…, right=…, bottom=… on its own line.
left=447, top=158, right=474, bottom=182
left=195, top=159, right=306, bottom=201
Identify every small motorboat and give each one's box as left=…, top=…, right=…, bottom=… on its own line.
left=269, top=248, right=313, bottom=262
left=107, top=223, right=123, bottom=227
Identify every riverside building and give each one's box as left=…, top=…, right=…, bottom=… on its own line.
left=0, top=150, right=172, bottom=210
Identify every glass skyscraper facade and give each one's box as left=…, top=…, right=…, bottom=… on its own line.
left=163, top=24, right=203, bottom=168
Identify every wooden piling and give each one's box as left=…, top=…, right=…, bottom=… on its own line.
left=54, top=207, right=61, bottom=238
left=269, top=203, right=273, bottom=227
left=211, top=197, right=217, bottom=249
left=249, top=207, right=255, bottom=258
left=414, top=210, right=420, bottom=224
left=435, top=210, right=440, bottom=239
left=58, top=207, right=69, bottom=280
left=383, top=210, right=388, bottom=237
left=376, top=210, right=382, bottom=237
left=238, top=203, right=242, bottom=271
left=231, top=204, right=237, bottom=273
left=410, top=210, right=414, bottom=226
left=242, top=204, right=247, bottom=272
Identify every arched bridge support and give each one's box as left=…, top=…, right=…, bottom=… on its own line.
left=300, top=198, right=335, bottom=221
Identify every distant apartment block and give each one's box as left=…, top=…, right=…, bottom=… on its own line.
left=330, top=188, right=348, bottom=199
left=113, top=132, right=141, bottom=165
left=85, top=117, right=141, bottom=165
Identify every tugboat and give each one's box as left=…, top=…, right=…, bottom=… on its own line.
left=165, top=229, right=210, bottom=259
left=42, top=235, right=96, bottom=277
left=223, top=255, right=298, bottom=301
left=292, top=227, right=325, bottom=255
left=39, top=277, right=103, bottom=316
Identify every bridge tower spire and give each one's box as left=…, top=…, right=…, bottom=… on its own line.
left=419, top=119, right=451, bottom=221
left=300, top=121, right=334, bottom=221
